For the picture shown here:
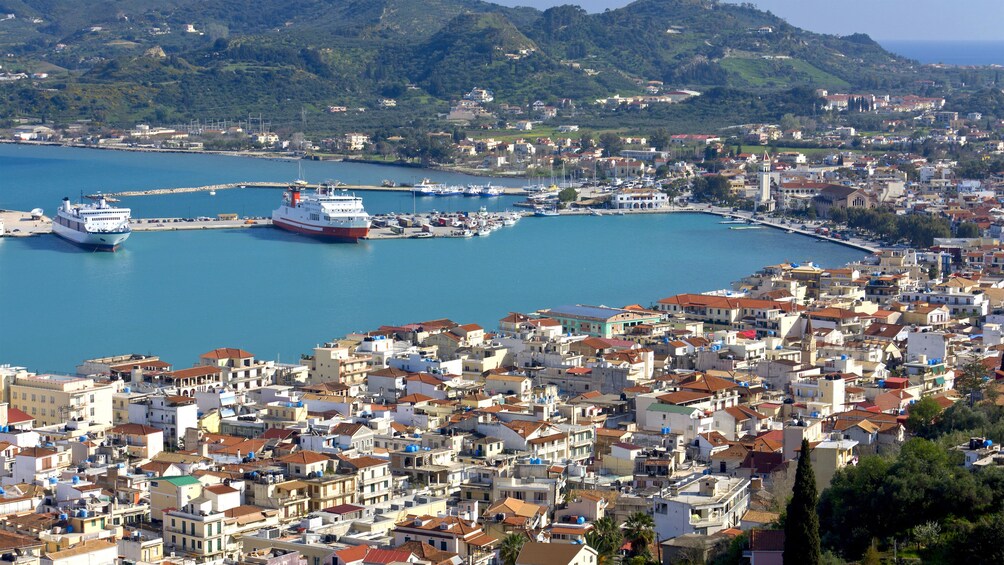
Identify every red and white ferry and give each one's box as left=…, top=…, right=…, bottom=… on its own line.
left=271, top=180, right=371, bottom=242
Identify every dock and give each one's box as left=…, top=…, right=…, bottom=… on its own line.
left=0, top=209, right=51, bottom=236
left=100, top=183, right=527, bottom=199
left=0, top=204, right=879, bottom=253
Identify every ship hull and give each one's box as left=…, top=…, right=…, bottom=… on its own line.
left=272, top=216, right=369, bottom=242
left=52, top=222, right=130, bottom=251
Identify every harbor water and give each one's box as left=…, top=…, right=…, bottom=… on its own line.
left=0, top=145, right=864, bottom=372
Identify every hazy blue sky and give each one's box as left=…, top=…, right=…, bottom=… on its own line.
left=493, top=0, right=1004, bottom=41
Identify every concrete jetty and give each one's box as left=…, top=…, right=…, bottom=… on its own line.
left=0, top=210, right=51, bottom=236
left=102, top=182, right=527, bottom=198
left=0, top=203, right=879, bottom=253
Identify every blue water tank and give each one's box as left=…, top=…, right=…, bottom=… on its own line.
left=117, top=463, right=125, bottom=469
left=576, top=516, right=585, bottom=524
left=248, top=451, right=255, bottom=459
left=80, top=510, right=88, bottom=518
left=59, top=513, right=68, bottom=521
left=48, top=478, right=58, bottom=485
left=66, top=526, right=73, bottom=534
left=71, top=476, right=79, bottom=485
left=123, top=387, right=131, bottom=394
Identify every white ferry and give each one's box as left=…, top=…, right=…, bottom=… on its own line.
left=272, top=181, right=371, bottom=242
left=412, top=179, right=445, bottom=196
left=52, top=196, right=131, bottom=251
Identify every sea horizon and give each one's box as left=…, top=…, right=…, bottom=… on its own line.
left=879, top=39, right=1004, bottom=66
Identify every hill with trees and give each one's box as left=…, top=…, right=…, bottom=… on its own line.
left=0, top=0, right=976, bottom=128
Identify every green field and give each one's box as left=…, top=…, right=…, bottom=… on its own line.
left=720, top=56, right=851, bottom=90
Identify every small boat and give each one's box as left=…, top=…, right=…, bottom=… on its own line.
left=381, top=179, right=397, bottom=188
left=454, top=229, right=474, bottom=238
left=209, top=190, right=216, bottom=196
left=464, top=185, right=482, bottom=197
left=730, top=226, right=764, bottom=230
left=534, top=206, right=559, bottom=217
left=480, top=184, right=502, bottom=197
left=476, top=227, right=491, bottom=236
left=413, top=232, right=434, bottom=239
left=720, top=219, right=746, bottom=224
left=589, top=208, right=602, bottom=216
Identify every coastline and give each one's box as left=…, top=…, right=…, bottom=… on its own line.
left=0, top=140, right=526, bottom=179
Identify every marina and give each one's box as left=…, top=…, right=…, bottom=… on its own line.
left=0, top=144, right=867, bottom=371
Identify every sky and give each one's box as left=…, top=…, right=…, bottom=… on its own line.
left=492, top=0, right=1004, bottom=41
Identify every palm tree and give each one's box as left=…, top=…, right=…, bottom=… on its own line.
left=585, top=516, right=623, bottom=565
left=499, top=533, right=528, bottom=565
left=623, top=511, right=655, bottom=560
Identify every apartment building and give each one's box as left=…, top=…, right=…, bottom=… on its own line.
left=9, top=374, right=114, bottom=426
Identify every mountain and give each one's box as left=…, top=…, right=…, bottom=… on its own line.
left=0, top=0, right=951, bottom=128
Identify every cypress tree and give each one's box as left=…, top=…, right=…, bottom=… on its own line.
left=784, top=438, right=821, bottom=564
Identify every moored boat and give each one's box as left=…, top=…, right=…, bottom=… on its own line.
left=271, top=180, right=371, bottom=242
left=52, top=195, right=131, bottom=251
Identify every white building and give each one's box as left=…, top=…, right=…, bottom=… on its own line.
left=611, top=188, right=668, bottom=210
left=128, top=393, right=199, bottom=448
left=652, top=475, right=750, bottom=539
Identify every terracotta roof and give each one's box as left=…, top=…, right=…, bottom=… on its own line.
left=205, top=484, right=239, bottom=495
left=658, top=391, right=712, bottom=404
left=45, top=539, right=115, bottom=559
left=331, top=423, right=368, bottom=436
left=169, top=365, right=222, bottom=379
left=324, top=503, right=366, bottom=515
left=5, top=407, right=32, bottom=424
left=110, top=423, right=163, bottom=436
left=516, top=541, right=591, bottom=565
left=343, top=456, right=388, bottom=469
left=277, top=451, right=330, bottom=465
left=201, top=347, right=254, bottom=359
left=679, top=374, right=738, bottom=393
left=0, top=530, right=42, bottom=551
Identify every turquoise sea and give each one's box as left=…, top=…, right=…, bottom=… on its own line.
left=880, top=40, right=1004, bottom=66
left=0, top=145, right=864, bottom=372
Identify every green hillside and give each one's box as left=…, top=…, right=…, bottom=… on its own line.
left=0, top=0, right=968, bottom=128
